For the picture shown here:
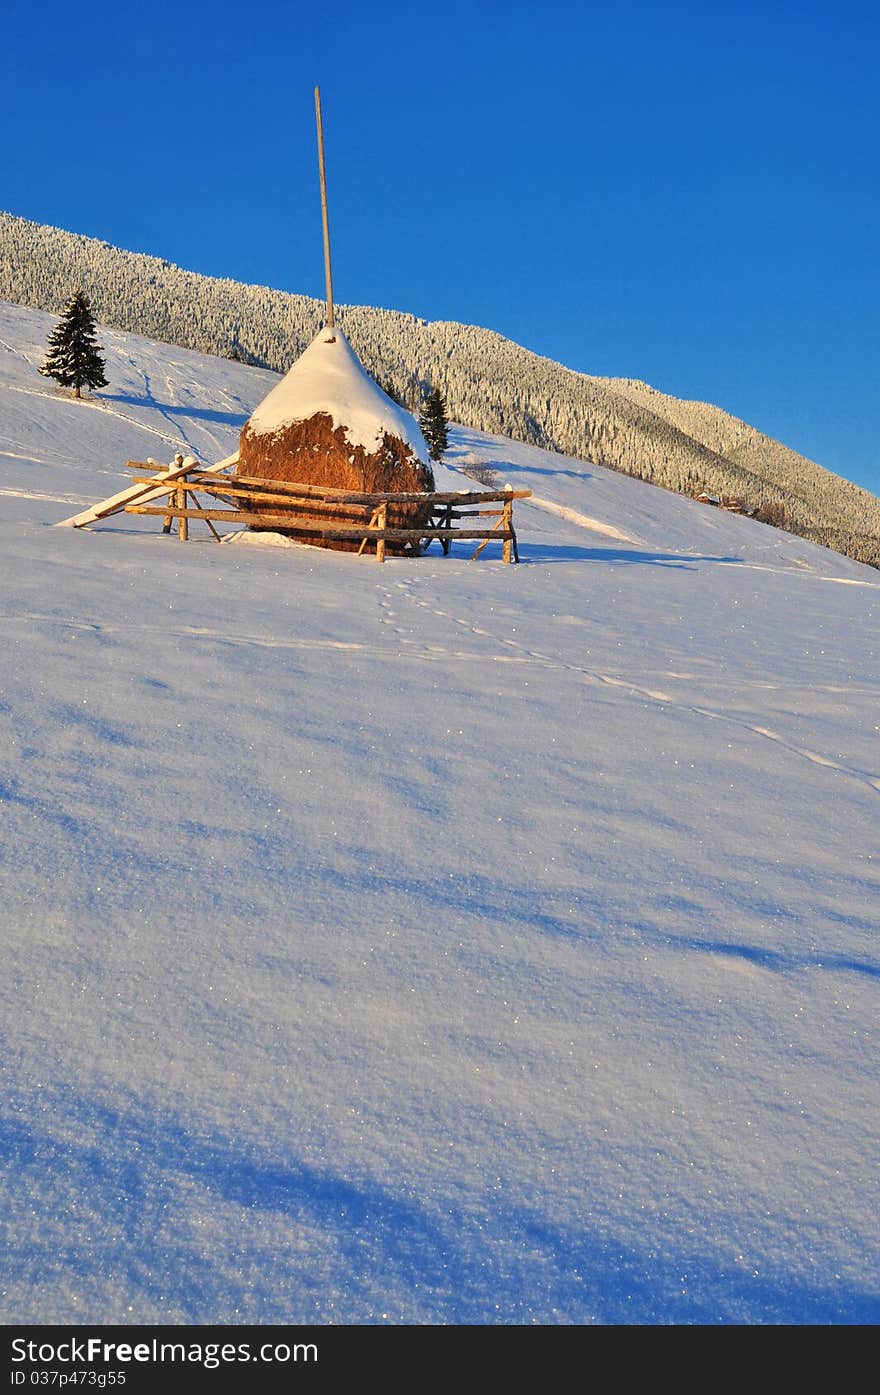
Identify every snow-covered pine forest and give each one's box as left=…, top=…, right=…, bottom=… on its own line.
left=2, top=210, right=878, bottom=568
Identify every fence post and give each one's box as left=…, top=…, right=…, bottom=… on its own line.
left=442, top=502, right=453, bottom=555
left=376, top=503, right=387, bottom=563
left=177, top=483, right=188, bottom=542
left=501, top=496, right=513, bottom=563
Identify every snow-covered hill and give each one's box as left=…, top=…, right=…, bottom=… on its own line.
left=1, top=302, right=878, bottom=1324
left=3, top=211, right=880, bottom=569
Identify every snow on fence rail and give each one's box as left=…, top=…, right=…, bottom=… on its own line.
left=62, top=459, right=532, bottom=563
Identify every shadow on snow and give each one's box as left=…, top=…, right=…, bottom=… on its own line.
left=98, top=393, right=247, bottom=429
left=1, top=1099, right=876, bottom=1324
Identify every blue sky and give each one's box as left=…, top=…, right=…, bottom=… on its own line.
left=3, top=0, right=879, bottom=494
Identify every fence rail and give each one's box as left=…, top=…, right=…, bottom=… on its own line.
left=121, top=461, right=531, bottom=562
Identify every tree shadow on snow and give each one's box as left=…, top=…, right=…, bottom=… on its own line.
left=98, top=393, right=247, bottom=428
left=515, top=541, right=743, bottom=568
left=454, top=456, right=593, bottom=483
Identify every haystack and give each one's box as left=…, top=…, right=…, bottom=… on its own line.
left=237, top=325, right=434, bottom=552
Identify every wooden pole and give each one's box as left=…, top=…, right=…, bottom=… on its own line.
left=200, top=474, right=532, bottom=505
left=376, top=503, right=387, bottom=563
left=177, top=484, right=188, bottom=542
left=192, top=493, right=224, bottom=542
left=126, top=506, right=515, bottom=542
left=314, top=86, right=335, bottom=329
left=358, top=507, right=382, bottom=556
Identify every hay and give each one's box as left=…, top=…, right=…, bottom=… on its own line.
left=236, top=327, right=434, bottom=553
left=237, top=329, right=437, bottom=552
left=237, top=414, right=434, bottom=552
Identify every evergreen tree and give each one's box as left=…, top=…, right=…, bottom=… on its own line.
left=382, top=378, right=403, bottom=405
left=39, top=291, right=107, bottom=398
left=419, top=386, right=449, bottom=461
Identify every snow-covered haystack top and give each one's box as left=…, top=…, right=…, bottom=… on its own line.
left=237, top=324, right=434, bottom=553
left=248, top=325, right=429, bottom=459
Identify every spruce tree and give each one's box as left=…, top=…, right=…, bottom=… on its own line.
left=40, top=291, right=107, bottom=398
left=382, top=378, right=403, bottom=405
left=419, top=386, right=449, bottom=461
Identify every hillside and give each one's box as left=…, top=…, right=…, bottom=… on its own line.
left=3, top=210, right=879, bottom=569
left=1, top=302, right=878, bottom=1325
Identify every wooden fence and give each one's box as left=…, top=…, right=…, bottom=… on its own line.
left=120, top=462, right=531, bottom=563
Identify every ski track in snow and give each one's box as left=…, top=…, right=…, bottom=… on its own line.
left=0, top=448, right=61, bottom=464
left=715, top=558, right=880, bottom=589
left=0, top=487, right=91, bottom=505
left=2, top=379, right=191, bottom=453
left=523, top=492, right=637, bottom=543
left=9, top=564, right=879, bottom=800
left=378, top=578, right=880, bottom=799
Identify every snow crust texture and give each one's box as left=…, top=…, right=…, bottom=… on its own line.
left=1, top=302, right=878, bottom=1326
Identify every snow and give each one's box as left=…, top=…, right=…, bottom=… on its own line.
left=518, top=492, right=636, bottom=543
left=247, top=323, right=430, bottom=460
left=1, top=300, right=878, bottom=1325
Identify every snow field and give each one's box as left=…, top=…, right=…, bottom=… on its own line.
left=1, top=303, right=877, bottom=1323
